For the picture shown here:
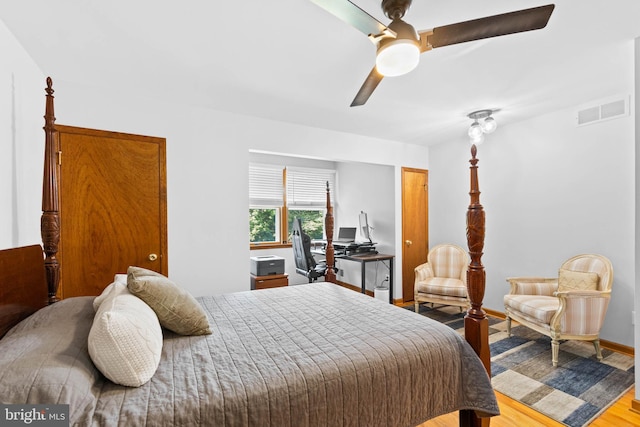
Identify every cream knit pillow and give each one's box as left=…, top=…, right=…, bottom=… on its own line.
left=88, top=282, right=163, bottom=387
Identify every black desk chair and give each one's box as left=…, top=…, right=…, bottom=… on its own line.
left=292, top=218, right=327, bottom=283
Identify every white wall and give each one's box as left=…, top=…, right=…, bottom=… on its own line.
left=430, top=96, right=635, bottom=348
left=0, top=20, right=45, bottom=249
left=334, top=162, right=395, bottom=291
left=634, top=36, right=640, bottom=404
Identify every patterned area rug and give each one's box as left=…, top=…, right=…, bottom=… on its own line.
left=411, top=304, right=635, bottom=427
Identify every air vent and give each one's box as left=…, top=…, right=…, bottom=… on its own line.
left=576, top=97, right=628, bottom=126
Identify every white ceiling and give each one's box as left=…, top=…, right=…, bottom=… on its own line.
left=1, top=0, right=639, bottom=146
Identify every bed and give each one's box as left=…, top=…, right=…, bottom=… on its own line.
left=0, top=78, right=499, bottom=426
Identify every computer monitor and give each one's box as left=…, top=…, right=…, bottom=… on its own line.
left=359, top=211, right=372, bottom=243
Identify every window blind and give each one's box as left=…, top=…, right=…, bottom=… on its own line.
left=286, top=167, right=335, bottom=208
left=249, top=164, right=284, bottom=207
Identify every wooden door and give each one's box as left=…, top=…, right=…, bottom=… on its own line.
left=56, top=125, right=167, bottom=298
left=401, top=167, right=429, bottom=302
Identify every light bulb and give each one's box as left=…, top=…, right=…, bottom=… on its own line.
left=467, top=121, right=483, bottom=139
left=376, top=40, right=420, bottom=77
left=482, top=116, right=497, bottom=134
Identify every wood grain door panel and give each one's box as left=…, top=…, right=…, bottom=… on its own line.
left=57, top=125, right=167, bottom=298
left=401, top=168, right=428, bottom=302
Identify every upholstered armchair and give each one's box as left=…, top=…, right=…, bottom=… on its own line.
left=414, top=244, right=470, bottom=313
left=504, top=254, right=613, bottom=367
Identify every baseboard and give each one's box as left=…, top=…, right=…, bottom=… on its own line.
left=334, top=280, right=373, bottom=297
left=334, top=280, right=407, bottom=305
left=632, top=399, right=640, bottom=415
left=484, top=307, right=505, bottom=320
left=599, top=339, right=634, bottom=357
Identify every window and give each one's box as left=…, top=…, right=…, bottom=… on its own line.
left=249, top=164, right=335, bottom=247
left=249, top=165, right=284, bottom=245
left=287, top=210, right=324, bottom=240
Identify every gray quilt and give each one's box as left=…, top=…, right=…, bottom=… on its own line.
left=0, top=282, right=499, bottom=426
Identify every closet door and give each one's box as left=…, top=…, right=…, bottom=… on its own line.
left=401, top=167, right=429, bottom=302
left=56, top=125, right=167, bottom=298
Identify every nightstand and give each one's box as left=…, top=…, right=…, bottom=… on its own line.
left=250, top=273, right=288, bottom=290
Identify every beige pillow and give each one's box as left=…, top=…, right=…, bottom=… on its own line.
left=88, top=282, right=163, bottom=387
left=127, top=266, right=212, bottom=336
left=557, top=268, right=599, bottom=292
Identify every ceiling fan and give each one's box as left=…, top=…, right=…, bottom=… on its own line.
left=310, top=0, right=555, bottom=106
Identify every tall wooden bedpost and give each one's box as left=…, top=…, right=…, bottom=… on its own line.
left=41, top=77, right=61, bottom=304
left=461, top=143, right=491, bottom=427
left=324, top=181, right=336, bottom=283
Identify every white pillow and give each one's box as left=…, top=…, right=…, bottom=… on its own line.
left=92, top=274, right=129, bottom=311
left=88, top=282, right=163, bottom=387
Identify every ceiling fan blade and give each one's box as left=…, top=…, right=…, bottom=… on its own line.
left=426, top=4, right=555, bottom=49
left=310, top=0, right=391, bottom=39
left=351, top=67, right=384, bottom=107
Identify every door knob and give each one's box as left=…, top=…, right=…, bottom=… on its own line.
left=148, top=253, right=158, bottom=261
left=405, top=240, right=412, bottom=246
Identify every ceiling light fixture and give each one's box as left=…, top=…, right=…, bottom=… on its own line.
left=375, top=19, right=420, bottom=77
left=467, top=109, right=498, bottom=144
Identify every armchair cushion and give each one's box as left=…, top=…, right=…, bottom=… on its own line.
left=557, top=269, right=598, bottom=292
left=503, top=294, right=559, bottom=324
left=416, top=277, right=466, bottom=298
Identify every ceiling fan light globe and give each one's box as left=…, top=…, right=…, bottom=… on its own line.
left=467, top=121, right=483, bottom=139
left=482, top=116, right=497, bottom=133
left=375, top=40, right=420, bottom=77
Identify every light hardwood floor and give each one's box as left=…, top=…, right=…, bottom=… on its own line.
left=419, top=387, right=640, bottom=426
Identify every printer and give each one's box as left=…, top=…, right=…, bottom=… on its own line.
left=250, top=255, right=285, bottom=276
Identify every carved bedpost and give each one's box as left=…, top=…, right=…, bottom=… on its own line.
left=324, top=181, right=336, bottom=283
left=41, top=77, right=60, bottom=304
left=463, top=144, right=490, bottom=427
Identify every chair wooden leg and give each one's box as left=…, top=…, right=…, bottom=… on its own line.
left=505, top=316, right=511, bottom=337
left=551, top=339, right=559, bottom=367
left=414, top=302, right=419, bottom=313
left=593, top=339, right=603, bottom=361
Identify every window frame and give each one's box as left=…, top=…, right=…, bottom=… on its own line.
left=249, top=164, right=335, bottom=249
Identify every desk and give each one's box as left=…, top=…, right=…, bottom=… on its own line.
left=341, top=253, right=394, bottom=304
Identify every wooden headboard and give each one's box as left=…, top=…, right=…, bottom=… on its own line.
left=0, top=245, right=48, bottom=338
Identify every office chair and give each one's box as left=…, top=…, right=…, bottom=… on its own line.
left=292, top=218, right=327, bottom=283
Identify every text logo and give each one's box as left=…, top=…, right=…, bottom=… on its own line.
left=1, top=405, right=69, bottom=426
